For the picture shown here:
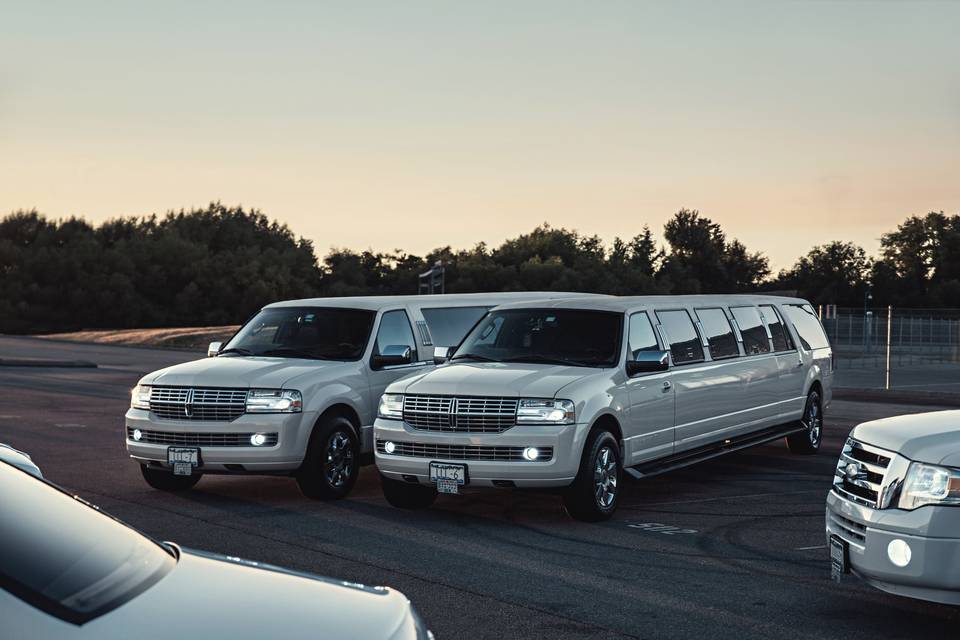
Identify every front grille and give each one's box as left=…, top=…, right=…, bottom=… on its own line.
left=376, top=440, right=552, bottom=462
left=832, top=438, right=893, bottom=508
left=830, top=512, right=867, bottom=544
left=149, top=386, right=247, bottom=422
left=127, top=427, right=278, bottom=447
left=402, top=395, right=519, bottom=433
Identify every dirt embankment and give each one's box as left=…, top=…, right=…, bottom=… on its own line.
left=35, top=326, right=239, bottom=350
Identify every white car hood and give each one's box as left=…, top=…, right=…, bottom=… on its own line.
left=852, top=410, right=960, bottom=466
left=394, top=361, right=588, bottom=398
left=76, top=549, right=419, bottom=639
left=142, top=356, right=347, bottom=389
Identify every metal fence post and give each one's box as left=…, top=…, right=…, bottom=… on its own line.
left=885, top=306, right=892, bottom=390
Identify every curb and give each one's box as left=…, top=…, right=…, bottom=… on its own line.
left=0, top=358, right=98, bottom=368
left=834, top=387, right=960, bottom=407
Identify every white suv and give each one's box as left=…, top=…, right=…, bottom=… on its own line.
left=126, top=292, right=596, bottom=499
left=375, top=295, right=833, bottom=520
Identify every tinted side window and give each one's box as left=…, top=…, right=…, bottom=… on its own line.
left=695, top=308, right=739, bottom=359
left=760, top=305, right=794, bottom=352
left=782, top=304, right=831, bottom=350
left=628, top=312, right=660, bottom=359
left=421, top=307, right=489, bottom=347
left=731, top=306, right=771, bottom=355
left=656, top=309, right=704, bottom=364
left=374, top=310, right=418, bottom=360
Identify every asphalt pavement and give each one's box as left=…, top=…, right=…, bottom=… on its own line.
left=1, top=335, right=959, bottom=639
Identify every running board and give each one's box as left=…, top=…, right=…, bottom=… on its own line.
left=625, top=424, right=806, bottom=480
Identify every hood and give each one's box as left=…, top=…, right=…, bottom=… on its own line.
left=392, top=361, right=589, bottom=398
left=82, top=548, right=420, bottom=639
left=852, top=410, right=960, bottom=466
left=142, top=356, right=349, bottom=389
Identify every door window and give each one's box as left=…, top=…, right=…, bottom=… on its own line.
left=731, top=306, right=771, bottom=355
left=759, top=305, right=794, bottom=352
left=655, top=309, right=705, bottom=365
left=628, top=312, right=660, bottom=359
left=695, top=308, right=739, bottom=359
left=373, top=310, right=418, bottom=363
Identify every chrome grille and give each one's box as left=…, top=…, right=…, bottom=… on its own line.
left=402, top=395, right=518, bottom=433
left=127, top=427, right=277, bottom=447
left=832, top=438, right=893, bottom=508
left=149, top=386, right=247, bottom=422
left=376, top=440, right=552, bottom=462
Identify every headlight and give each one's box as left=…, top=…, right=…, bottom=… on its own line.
left=378, top=394, right=405, bottom=420
left=245, top=389, right=302, bottom=413
left=131, top=384, right=152, bottom=410
left=898, top=462, right=960, bottom=509
left=516, top=399, right=575, bottom=425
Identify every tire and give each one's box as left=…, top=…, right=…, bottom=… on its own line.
left=140, top=465, right=201, bottom=491
left=562, top=429, right=621, bottom=522
left=786, top=389, right=823, bottom=455
left=380, top=474, right=437, bottom=509
left=296, top=415, right=360, bottom=499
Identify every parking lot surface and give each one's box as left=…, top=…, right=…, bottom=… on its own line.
left=2, top=335, right=959, bottom=639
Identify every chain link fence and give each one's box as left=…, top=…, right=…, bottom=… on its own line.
left=820, top=306, right=960, bottom=392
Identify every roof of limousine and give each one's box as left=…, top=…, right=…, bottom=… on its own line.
left=491, top=294, right=809, bottom=312
left=265, top=292, right=610, bottom=311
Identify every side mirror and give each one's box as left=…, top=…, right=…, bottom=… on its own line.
left=626, top=350, right=670, bottom=376
left=208, top=341, right=223, bottom=357
left=372, top=345, right=413, bottom=369
left=433, top=346, right=455, bottom=365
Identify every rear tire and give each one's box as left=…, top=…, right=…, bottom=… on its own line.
left=380, top=474, right=437, bottom=509
left=140, top=465, right=201, bottom=491
left=786, top=389, right=823, bottom=455
left=296, top=416, right=360, bottom=499
left=562, top=429, right=621, bottom=522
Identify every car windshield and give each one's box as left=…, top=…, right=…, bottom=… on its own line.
left=453, top=309, right=622, bottom=367
left=222, top=307, right=376, bottom=360
left=0, top=462, right=176, bottom=624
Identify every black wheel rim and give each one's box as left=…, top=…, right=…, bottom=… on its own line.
left=324, top=430, right=355, bottom=488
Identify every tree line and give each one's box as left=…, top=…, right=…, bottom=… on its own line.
left=0, top=202, right=956, bottom=333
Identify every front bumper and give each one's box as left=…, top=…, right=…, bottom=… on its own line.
left=373, top=418, right=583, bottom=488
left=125, top=408, right=318, bottom=473
left=826, top=490, right=960, bottom=605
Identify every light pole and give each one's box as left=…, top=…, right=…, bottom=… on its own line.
left=863, top=289, right=873, bottom=353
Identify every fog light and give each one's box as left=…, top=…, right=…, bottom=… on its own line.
left=384, top=441, right=396, bottom=454
left=887, top=539, right=912, bottom=567
left=250, top=433, right=267, bottom=447
left=132, top=429, right=142, bottom=442
left=522, top=447, right=540, bottom=461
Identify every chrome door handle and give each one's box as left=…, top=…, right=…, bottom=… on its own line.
left=662, top=381, right=672, bottom=392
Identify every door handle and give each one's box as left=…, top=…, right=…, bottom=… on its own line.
left=796, top=358, right=803, bottom=368
left=662, top=381, right=672, bottom=392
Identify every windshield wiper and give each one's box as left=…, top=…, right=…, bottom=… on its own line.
left=450, top=353, right=501, bottom=363
left=260, top=348, right=333, bottom=360
left=218, top=347, right=254, bottom=356
left=501, top=355, right=593, bottom=367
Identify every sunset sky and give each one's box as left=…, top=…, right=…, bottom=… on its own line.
left=2, top=0, right=958, bottom=270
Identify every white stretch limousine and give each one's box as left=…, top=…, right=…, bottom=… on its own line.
left=375, top=295, right=833, bottom=521
left=125, top=292, right=600, bottom=500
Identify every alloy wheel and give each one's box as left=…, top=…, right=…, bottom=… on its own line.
left=324, top=431, right=355, bottom=488
left=593, top=446, right=618, bottom=509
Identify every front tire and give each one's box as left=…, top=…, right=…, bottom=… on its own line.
left=786, top=389, right=823, bottom=455
left=296, top=416, right=360, bottom=499
left=380, top=474, right=437, bottom=509
left=562, top=430, right=621, bottom=522
left=140, top=465, right=201, bottom=491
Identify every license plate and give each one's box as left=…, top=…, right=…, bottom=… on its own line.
left=430, top=462, right=467, bottom=494
left=168, top=447, right=199, bottom=476
left=830, top=535, right=849, bottom=583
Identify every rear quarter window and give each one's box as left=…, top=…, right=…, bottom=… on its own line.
left=421, top=307, right=489, bottom=347
left=782, top=304, right=831, bottom=350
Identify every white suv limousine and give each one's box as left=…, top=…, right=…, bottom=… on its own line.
left=126, top=292, right=596, bottom=499
left=375, top=295, right=833, bottom=521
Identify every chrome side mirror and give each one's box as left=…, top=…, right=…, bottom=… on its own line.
left=207, top=341, right=223, bottom=357
left=626, top=349, right=670, bottom=376
left=433, top=346, right=455, bottom=365
left=372, top=345, right=413, bottom=369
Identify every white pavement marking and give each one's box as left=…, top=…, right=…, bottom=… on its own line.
left=795, top=545, right=827, bottom=551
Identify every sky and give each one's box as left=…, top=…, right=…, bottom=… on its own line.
left=1, top=0, right=958, bottom=271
